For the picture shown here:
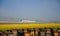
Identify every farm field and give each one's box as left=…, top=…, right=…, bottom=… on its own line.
left=0, top=23, right=60, bottom=31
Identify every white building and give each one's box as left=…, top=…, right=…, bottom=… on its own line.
left=20, top=20, right=36, bottom=23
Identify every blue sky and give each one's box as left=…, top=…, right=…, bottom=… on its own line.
left=0, top=0, right=60, bottom=22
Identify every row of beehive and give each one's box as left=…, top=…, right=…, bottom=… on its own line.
left=0, top=28, right=60, bottom=36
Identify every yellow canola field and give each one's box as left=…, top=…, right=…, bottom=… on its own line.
left=0, top=23, right=60, bottom=31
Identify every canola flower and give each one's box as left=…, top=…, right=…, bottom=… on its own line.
left=0, top=23, right=60, bottom=31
